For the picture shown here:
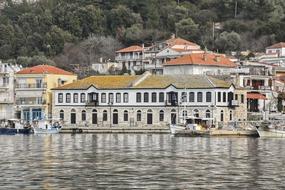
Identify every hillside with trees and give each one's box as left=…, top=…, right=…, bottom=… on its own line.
left=0, top=0, right=285, bottom=75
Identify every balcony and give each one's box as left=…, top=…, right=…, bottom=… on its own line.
left=229, top=100, right=239, bottom=107
left=85, top=100, right=99, bottom=107
left=16, top=83, right=47, bottom=89
left=0, top=83, right=9, bottom=89
left=16, top=99, right=46, bottom=105
left=0, top=97, right=13, bottom=104
left=165, top=100, right=178, bottom=107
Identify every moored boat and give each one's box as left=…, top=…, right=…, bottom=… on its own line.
left=257, top=121, right=285, bottom=138
left=32, top=120, right=62, bottom=134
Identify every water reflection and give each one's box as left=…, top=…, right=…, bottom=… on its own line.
left=0, top=134, right=284, bottom=189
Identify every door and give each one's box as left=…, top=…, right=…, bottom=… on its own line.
left=92, top=113, right=97, bottom=124
left=71, top=113, right=76, bottom=124
left=113, top=112, right=118, bottom=124
left=23, top=110, right=30, bottom=122
left=147, top=113, right=153, bottom=125
left=171, top=113, right=177, bottom=124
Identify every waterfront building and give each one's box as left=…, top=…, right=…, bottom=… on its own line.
left=163, top=52, right=237, bottom=75
left=115, top=36, right=202, bottom=74
left=15, top=65, right=77, bottom=122
left=0, top=62, right=21, bottom=122
left=52, top=72, right=247, bottom=127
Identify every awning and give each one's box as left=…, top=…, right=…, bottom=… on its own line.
left=247, top=93, right=267, bottom=100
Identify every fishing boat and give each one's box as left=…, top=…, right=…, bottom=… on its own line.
left=257, top=121, right=285, bottom=138
left=32, top=120, right=62, bottom=134
left=0, top=119, right=32, bottom=135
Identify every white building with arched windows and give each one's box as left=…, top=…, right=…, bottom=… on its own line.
left=52, top=72, right=247, bottom=128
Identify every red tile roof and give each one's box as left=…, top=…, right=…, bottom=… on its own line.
left=116, top=45, right=143, bottom=53
left=17, top=65, right=74, bottom=75
left=247, top=93, right=267, bottom=100
left=166, top=37, right=199, bottom=47
left=267, top=42, right=285, bottom=49
left=165, top=53, right=236, bottom=68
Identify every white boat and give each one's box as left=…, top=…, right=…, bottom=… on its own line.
left=257, top=122, right=285, bottom=138
left=170, top=124, right=186, bottom=134
left=32, top=120, right=62, bottom=134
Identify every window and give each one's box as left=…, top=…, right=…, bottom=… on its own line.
left=197, top=92, right=203, bottom=102
left=116, top=93, right=121, bottom=103
left=223, top=92, right=227, bottom=102
left=181, top=92, right=187, bottom=102
left=230, top=110, right=233, bottom=121
left=59, top=110, right=64, bottom=120
left=109, top=93, right=114, bottom=103
left=66, top=93, right=71, bottom=103
left=241, top=94, right=244, bottom=103
left=73, top=93, right=78, bottom=103
left=147, top=109, right=153, bottom=125
left=235, top=94, right=238, bottom=101
left=189, top=92, right=195, bottom=102
left=159, top=92, right=164, bottom=102
left=206, top=110, right=211, bottom=118
left=92, top=109, right=97, bottom=124
left=137, top=110, right=141, bottom=121
left=206, top=92, right=212, bottom=102
left=70, top=109, right=76, bottom=124
left=182, top=110, right=187, bottom=118
left=136, top=93, right=141, bottom=103
left=159, top=110, right=164, bottom=121
left=151, top=92, right=157, bottom=102
left=193, top=109, right=199, bottom=118
left=101, top=93, right=106, bottom=103
left=80, top=93, right=86, bottom=103
left=103, top=110, right=108, bottom=121
left=58, top=93, right=63, bottom=103
left=218, top=92, right=221, bottom=102
left=123, top=93, right=128, bottom=103
left=124, top=110, right=128, bottom=121
left=220, top=110, right=224, bottom=122
left=144, top=92, right=149, bottom=102
left=82, top=110, right=86, bottom=121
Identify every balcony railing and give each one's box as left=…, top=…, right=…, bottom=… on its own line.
left=85, top=100, right=99, bottom=107
left=0, top=83, right=9, bottom=88
left=229, top=100, right=239, bottom=108
left=16, top=83, right=47, bottom=89
left=16, top=99, right=46, bottom=105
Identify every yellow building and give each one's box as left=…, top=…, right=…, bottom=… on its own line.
left=15, top=65, right=77, bottom=121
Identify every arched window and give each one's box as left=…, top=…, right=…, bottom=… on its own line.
left=151, top=92, right=157, bottom=102
left=59, top=110, right=64, bottom=120
left=206, top=92, right=212, bottom=102
left=147, top=109, right=153, bottom=125
left=80, top=93, right=86, bottom=103
left=66, top=93, right=71, bottom=103
left=113, top=109, right=118, bottom=124
left=81, top=110, right=86, bottom=121
left=136, top=93, right=141, bottom=102
left=159, top=92, right=164, bottom=102
left=92, top=109, right=97, bottom=124
left=159, top=110, right=164, bottom=121
left=181, top=92, right=187, bottom=102
left=206, top=110, right=211, bottom=118
left=220, top=110, right=224, bottom=122
left=230, top=110, right=233, bottom=121
left=116, top=93, right=121, bottom=103
left=101, top=93, right=106, bottom=103
left=144, top=92, right=149, bottom=102
left=103, top=110, right=108, bottom=121
left=70, top=109, right=76, bottom=124
left=197, top=92, right=203, bottom=102
left=58, top=93, right=63, bottom=103
left=123, top=93, right=129, bottom=103
left=73, top=93, right=78, bottom=103
left=193, top=109, right=199, bottom=118
left=137, top=110, right=142, bottom=121
left=124, top=110, right=128, bottom=121
left=189, top=92, right=195, bottom=102
left=223, top=92, right=227, bottom=102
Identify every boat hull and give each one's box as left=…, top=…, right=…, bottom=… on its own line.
left=33, top=128, right=60, bottom=134
left=257, top=129, right=285, bottom=138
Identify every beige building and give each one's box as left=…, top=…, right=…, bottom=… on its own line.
left=15, top=65, right=77, bottom=121
left=52, top=72, right=247, bottom=127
